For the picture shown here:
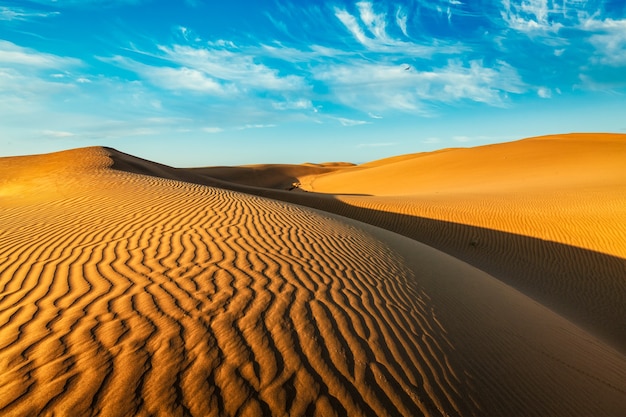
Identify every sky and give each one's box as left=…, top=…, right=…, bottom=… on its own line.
left=1, top=0, right=625, bottom=166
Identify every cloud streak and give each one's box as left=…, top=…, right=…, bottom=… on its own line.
left=584, top=18, right=626, bottom=66
left=0, top=6, right=59, bottom=21
left=314, top=59, right=526, bottom=113
left=0, top=40, right=81, bottom=69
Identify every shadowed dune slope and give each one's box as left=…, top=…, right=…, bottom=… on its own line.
left=189, top=163, right=354, bottom=190
left=1, top=147, right=626, bottom=416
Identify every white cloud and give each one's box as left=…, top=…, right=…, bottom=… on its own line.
left=145, top=66, right=227, bottom=94
left=237, top=124, right=277, bottom=130
left=272, top=99, right=312, bottom=110
left=155, top=44, right=307, bottom=92
left=0, top=40, right=81, bottom=69
left=0, top=6, right=59, bottom=21
left=203, top=127, right=223, bottom=134
left=335, top=8, right=370, bottom=45
left=104, top=54, right=232, bottom=95
left=335, top=117, right=370, bottom=126
left=537, top=86, right=552, bottom=98
left=42, top=130, right=75, bottom=138
left=0, top=68, right=73, bottom=97
left=357, top=1, right=389, bottom=41
left=583, top=18, right=626, bottom=66
left=103, top=43, right=313, bottom=123
left=314, top=59, right=526, bottom=112
left=25, top=0, right=145, bottom=6
left=333, top=2, right=461, bottom=56
left=395, top=7, right=408, bottom=36
left=500, top=0, right=563, bottom=33
left=0, top=42, right=85, bottom=104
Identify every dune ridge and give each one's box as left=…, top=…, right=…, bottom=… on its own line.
left=1, top=144, right=626, bottom=416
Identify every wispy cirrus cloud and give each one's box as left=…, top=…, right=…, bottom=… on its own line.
left=23, top=0, right=146, bottom=7
left=202, top=127, right=224, bottom=134
left=158, top=44, right=307, bottom=92
left=333, top=1, right=462, bottom=55
left=237, top=123, right=277, bottom=130
left=0, top=40, right=81, bottom=69
left=42, top=130, right=76, bottom=138
left=489, top=0, right=626, bottom=92
left=395, top=7, right=408, bottom=36
left=334, top=117, right=370, bottom=126
left=0, top=40, right=83, bottom=107
left=105, top=56, right=230, bottom=95
left=0, top=6, right=59, bottom=21
left=0, top=39, right=192, bottom=144
left=500, top=0, right=564, bottom=33
left=583, top=18, right=626, bottom=67
left=108, top=42, right=309, bottom=102
left=314, top=59, right=526, bottom=113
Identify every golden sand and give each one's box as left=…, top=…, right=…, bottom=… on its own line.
left=1, top=134, right=625, bottom=416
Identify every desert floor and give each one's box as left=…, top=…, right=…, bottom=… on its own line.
left=1, top=133, right=625, bottom=416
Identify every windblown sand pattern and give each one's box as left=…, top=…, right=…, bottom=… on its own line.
left=1, top=148, right=476, bottom=416
left=1, top=142, right=626, bottom=416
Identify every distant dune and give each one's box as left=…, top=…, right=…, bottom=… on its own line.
left=1, top=134, right=625, bottom=416
left=188, top=163, right=352, bottom=190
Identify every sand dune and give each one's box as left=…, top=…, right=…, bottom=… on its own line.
left=202, top=133, right=626, bottom=352
left=190, top=163, right=354, bottom=190
left=300, top=134, right=626, bottom=261
left=1, top=142, right=626, bottom=416
left=302, top=133, right=626, bottom=196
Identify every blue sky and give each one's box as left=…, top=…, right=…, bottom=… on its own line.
left=1, top=0, right=625, bottom=166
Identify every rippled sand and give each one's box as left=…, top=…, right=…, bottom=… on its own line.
left=1, top=135, right=625, bottom=416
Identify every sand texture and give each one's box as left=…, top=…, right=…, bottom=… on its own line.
left=1, top=135, right=626, bottom=416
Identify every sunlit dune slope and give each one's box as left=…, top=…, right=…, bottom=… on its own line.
left=303, top=133, right=626, bottom=196
left=298, top=133, right=626, bottom=258
left=1, top=147, right=625, bottom=416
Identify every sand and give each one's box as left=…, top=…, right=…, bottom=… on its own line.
left=1, top=134, right=625, bottom=416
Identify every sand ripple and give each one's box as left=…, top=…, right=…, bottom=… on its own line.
left=1, top=146, right=625, bottom=416
left=0, top=150, right=477, bottom=416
